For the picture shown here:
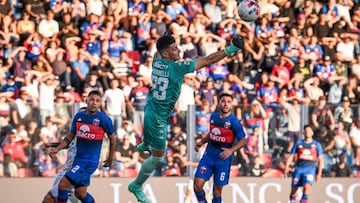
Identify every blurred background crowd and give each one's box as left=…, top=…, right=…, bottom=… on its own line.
left=0, top=0, right=360, bottom=180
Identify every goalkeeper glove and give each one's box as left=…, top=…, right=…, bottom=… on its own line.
left=224, top=36, right=244, bottom=56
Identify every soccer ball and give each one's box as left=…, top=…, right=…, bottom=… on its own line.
left=238, top=0, right=260, bottom=22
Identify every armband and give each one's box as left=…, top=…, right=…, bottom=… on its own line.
left=64, top=137, right=71, bottom=145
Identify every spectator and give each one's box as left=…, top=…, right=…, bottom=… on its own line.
left=25, top=0, right=46, bottom=22
left=71, top=49, right=96, bottom=93
left=199, top=32, right=226, bottom=57
left=271, top=55, right=294, bottom=87
left=343, top=75, right=360, bottom=104
left=184, top=0, right=203, bottom=20
left=175, top=74, right=196, bottom=129
left=8, top=46, right=31, bottom=78
left=188, top=13, right=211, bottom=42
left=303, top=76, right=324, bottom=102
left=330, top=152, right=353, bottom=177
left=243, top=127, right=260, bottom=164
left=117, top=119, right=140, bottom=147
left=24, top=32, right=44, bottom=61
left=169, top=15, right=189, bottom=37
left=333, top=121, right=352, bottom=155
left=95, top=53, right=113, bottom=90
left=11, top=89, right=36, bottom=126
left=334, top=96, right=354, bottom=127
left=39, top=116, right=58, bottom=144
left=136, top=13, right=153, bottom=51
left=114, top=134, right=141, bottom=175
left=32, top=55, right=53, bottom=73
left=0, top=0, right=13, bottom=17
left=195, top=77, right=218, bottom=112
left=102, top=78, right=126, bottom=132
left=314, top=9, right=331, bottom=39
left=195, top=99, right=211, bottom=137
left=349, top=121, right=360, bottom=164
left=138, top=55, right=152, bottom=80
left=70, top=0, right=86, bottom=27
left=0, top=153, right=18, bottom=177
left=83, top=71, right=104, bottom=95
left=86, top=0, right=104, bottom=17
left=82, top=30, right=103, bottom=62
left=38, top=73, right=58, bottom=125
left=80, top=13, right=100, bottom=40
left=48, top=0, right=69, bottom=20
left=127, top=0, right=146, bottom=32
left=38, top=10, right=59, bottom=39
left=51, top=49, right=72, bottom=90
left=1, top=75, right=22, bottom=102
left=168, top=125, right=186, bottom=153
left=220, top=0, right=239, bottom=19
left=204, top=0, right=223, bottom=33
left=150, top=10, right=171, bottom=41
left=128, top=75, right=149, bottom=134
left=166, top=0, right=188, bottom=21
left=16, top=11, right=35, bottom=44
left=38, top=153, right=57, bottom=177
left=107, top=0, right=127, bottom=28
left=247, top=155, right=267, bottom=177
left=273, top=149, right=294, bottom=177
left=336, top=33, right=357, bottom=64
left=2, top=130, right=28, bottom=168
left=311, top=95, right=335, bottom=133
left=243, top=30, right=265, bottom=70
left=327, top=76, right=347, bottom=105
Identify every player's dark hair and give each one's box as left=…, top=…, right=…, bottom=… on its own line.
left=88, top=90, right=101, bottom=98
left=219, top=92, right=234, bottom=100
left=156, top=35, right=176, bottom=53
left=303, top=124, right=313, bottom=131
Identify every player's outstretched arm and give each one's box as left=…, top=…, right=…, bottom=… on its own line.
left=316, top=156, right=323, bottom=182
left=49, top=133, right=75, bottom=159
left=194, top=36, right=244, bottom=70
left=284, top=154, right=295, bottom=176
left=103, top=133, right=116, bottom=167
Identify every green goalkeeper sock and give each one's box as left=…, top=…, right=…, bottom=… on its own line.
left=134, top=156, right=163, bottom=186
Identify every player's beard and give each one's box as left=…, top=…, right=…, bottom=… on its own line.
left=221, top=106, right=231, bottom=114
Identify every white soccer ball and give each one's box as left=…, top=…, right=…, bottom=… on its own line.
left=238, top=0, right=260, bottom=22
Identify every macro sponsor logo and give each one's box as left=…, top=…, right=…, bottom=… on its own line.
left=209, top=127, right=226, bottom=142
left=77, top=124, right=96, bottom=139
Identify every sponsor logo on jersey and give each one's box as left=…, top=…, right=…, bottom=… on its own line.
left=209, top=127, right=226, bottom=142
left=77, top=124, right=96, bottom=139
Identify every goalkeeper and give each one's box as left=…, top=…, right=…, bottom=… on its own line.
left=128, top=32, right=244, bottom=203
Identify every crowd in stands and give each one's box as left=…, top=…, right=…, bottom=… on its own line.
left=1, top=0, right=360, bottom=179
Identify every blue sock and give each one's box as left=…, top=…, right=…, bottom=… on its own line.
left=80, top=193, right=95, bottom=203
left=212, top=196, right=222, bottom=203
left=300, top=194, right=309, bottom=203
left=57, top=189, right=68, bottom=203
left=194, top=189, right=207, bottom=203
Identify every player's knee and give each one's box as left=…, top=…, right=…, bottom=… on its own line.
left=213, top=187, right=222, bottom=197
left=74, top=190, right=86, bottom=199
left=151, top=156, right=164, bottom=168
left=58, top=178, right=70, bottom=190
left=193, top=181, right=203, bottom=192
